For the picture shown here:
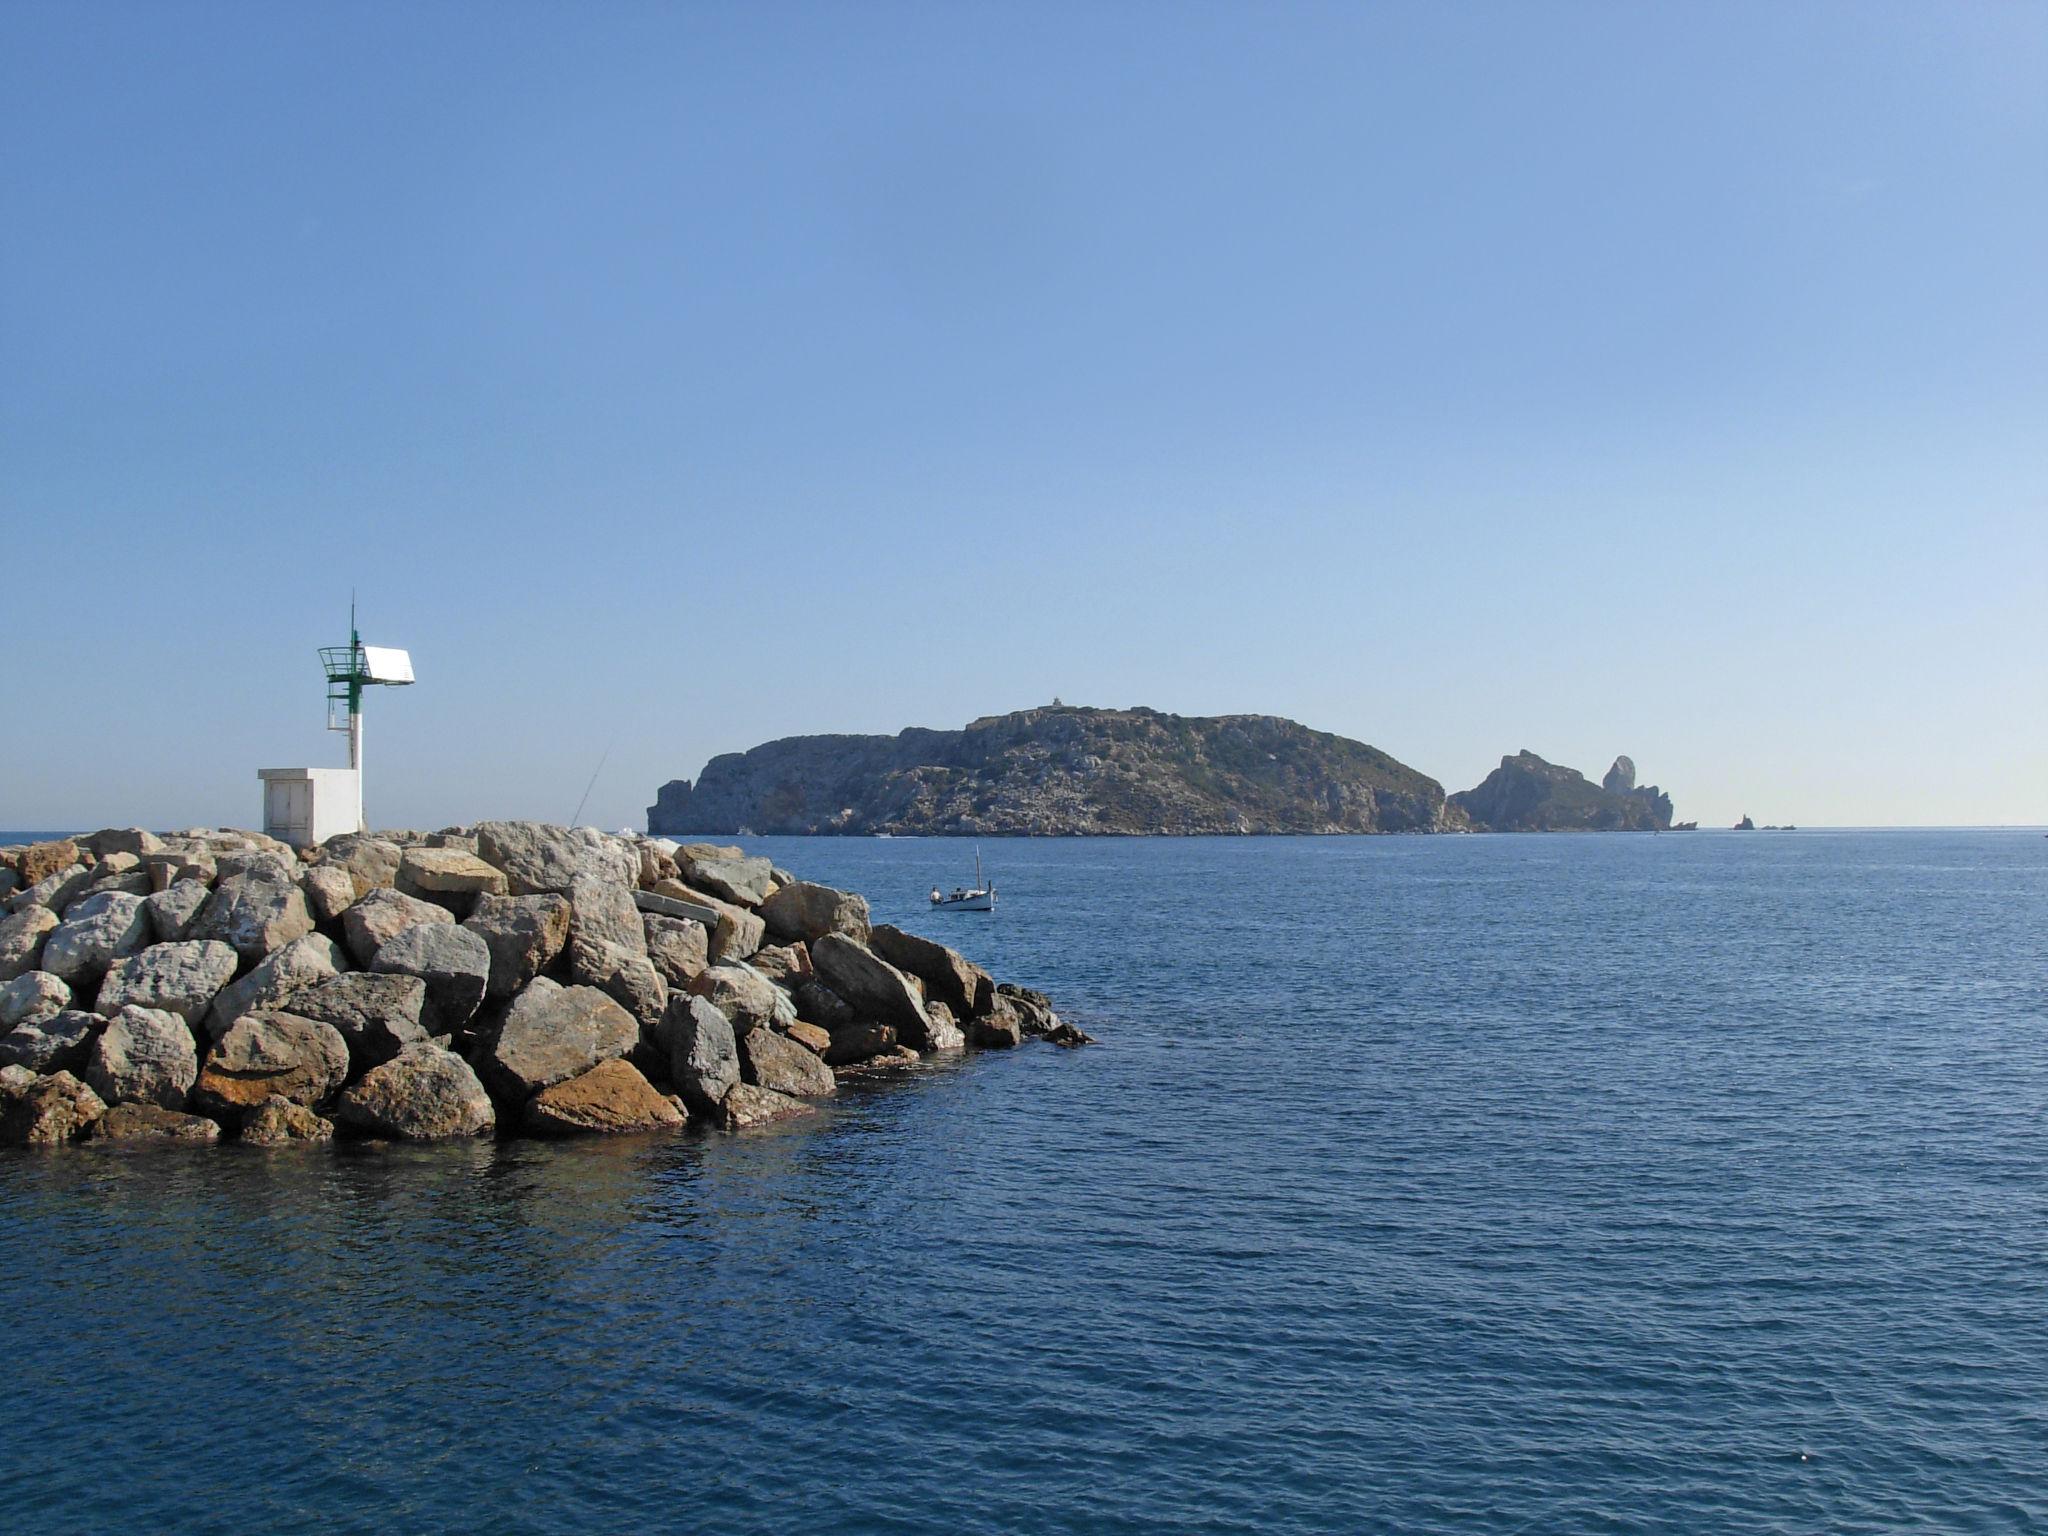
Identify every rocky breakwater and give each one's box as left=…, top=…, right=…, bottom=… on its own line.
left=0, top=824, right=1086, bottom=1149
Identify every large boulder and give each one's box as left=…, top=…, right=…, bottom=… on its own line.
left=316, top=834, right=403, bottom=899
left=686, top=964, right=782, bottom=1033
left=661, top=994, right=738, bottom=1115
left=297, top=864, right=357, bottom=925
left=759, top=881, right=871, bottom=945
left=395, top=848, right=509, bottom=916
left=0, top=970, right=72, bottom=1030
left=675, top=846, right=776, bottom=908
left=462, top=893, right=571, bottom=1001
left=340, top=888, right=453, bottom=968
left=964, top=996, right=1025, bottom=1049
left=568, top=875, right=647, bottom=956
left=470, top=979, right=638, bottom=1105
left=87, top=828, right=164, bottom=859
left=18, top=839, right=80, bottom=887
left=472, top=822, right=637, bottom=897
left=0, top=906, right=57, bottom=981
left=642, top=914, right=708, bottom=989
left=569, top=939, right=668, bottom=1036
left=824, top=1022, right=898, bottom=1066
left=649, top=882, right=764, bottom=963
left=193, top=1011, right=351, bottom=1117
left=84, top=1005, right=199, bottom=1109
left=214, top=850, right=298, bottom=885
left=205, top=933, right=347, bottom=1040
left=65, top=858, right=151, bottom=911
left=738, top=1027, right=836, bottom=1098
left=869, top=925, right=994, bottom=1019
left=920, top=999, right=967, bottom=1052
left=41, top=891, right=152, bottom=984
left=238, top=1095, right=335, bottom=1145
left=143, top=880, right=212, bottom=943
left=0, top=1070, right=105, bottom=1145
left=94, top=940, right=239, bottom=1022
left=286, top=972, right=431, bottom=1071
left=9, top=865, right=92, bottom=915
left=0, top=1009, right=102, bottom=1074
left=188, top=874, right=314, bottom=964
left=718, top=1082, right=816, bottom=1130
left=792, top=980, right=858, bottom=1031
left=143, top=847, right=216, bottom=892
left=810, top=933, right=935, bottom=1047
left=335, top=1045, right=495, bottom=1140
left=371, top=922, right=491, bottom=1035
left=748, top=943, right=813, bottom=988
left=523, top=1059, right=686, bottom=1136
left=89, top=1102, right=221, bottom=1145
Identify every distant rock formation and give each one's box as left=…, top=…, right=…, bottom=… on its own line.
left=1734, top=815, right=1755, bottom=830
left=648, top=704, right=1460, bottom=837
left=1450, top=751, right=1675, bottom=832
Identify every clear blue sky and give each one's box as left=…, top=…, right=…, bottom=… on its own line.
left=3, top=2, right=2042, bottom=831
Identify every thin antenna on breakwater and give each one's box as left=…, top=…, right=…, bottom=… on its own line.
left=570, top=734, right=617, bottom=828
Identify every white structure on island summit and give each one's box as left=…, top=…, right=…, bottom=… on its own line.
left=259, top=608, right=415, bottom=847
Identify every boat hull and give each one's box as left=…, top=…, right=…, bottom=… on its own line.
left=931, top=892, right=995, bottom=912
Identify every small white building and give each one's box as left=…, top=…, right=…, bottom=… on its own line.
left=259, top=766, right=363, bottom=848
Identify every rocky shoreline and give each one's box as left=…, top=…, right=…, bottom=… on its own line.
left=0, top=824, right=1086, bottom=1149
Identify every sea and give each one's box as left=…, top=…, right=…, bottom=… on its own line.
left=2, top=828, right=2046, bottom=1534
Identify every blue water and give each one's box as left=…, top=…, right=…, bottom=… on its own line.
left=4, top=829, right=2047, bottom=1533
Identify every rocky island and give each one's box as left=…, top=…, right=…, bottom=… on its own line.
left=650, top=703, right=1680, bottom=836
left=0, top=824, right=1082, bottom=1149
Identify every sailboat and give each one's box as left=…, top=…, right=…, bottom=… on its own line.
left=930, top=848, right=996, bottom=912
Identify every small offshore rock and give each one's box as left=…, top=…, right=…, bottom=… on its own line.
left=238, top=1095, right=335, bottom=1145
left=522, top=1058, right=685, bottom=1136
left=335, top=1044, right=495, bottom=1140
left=341, top=887, right=453, bottom=968
left=964, top=997, right=1024, bottom=1049
left=0, top=1070, right=106, bottom=1145
left=759, top=880, right=872, bottom=946
left=90, top=1102, right=222, bottom=1145
left=94, top=939, right=239, bottom=1021
left=206, top=933, right=347, bottom=1040
left=193, top=1010, right=351, bottom=1117
left=462, top=892, right=571, bottom=1001
left=0, top=1009, right=102, bottom=1074
left=718, top=1082, right=817, bottom=1130
left=371, top=922, right=491, bottom=1035
left=85, top=1004, right=200, bottom=1109
left=662, top=994, right=739, bottom=1115
left=189, top=874, right=315, bottom=965
left=0, top=906, right=58, bottom=981
left=738, top=1025, right=836, bottom=1097
left=143, top=880, right=212, bottom=943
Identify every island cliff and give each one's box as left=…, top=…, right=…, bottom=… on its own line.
left=649, top=705, right=1459, bottom=837
left=1449, top=752, right=1674, bottom=831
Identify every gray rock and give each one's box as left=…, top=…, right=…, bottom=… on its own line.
left=568, top=875, right=647, bottom=956
left=642, top=914, right=708, bottom=989
left=94, top=940, right=239, bottom=1021
left=569, top=939, right=668, bottom=1036
left=965, top=996, right=1024, bottom=1049
left=0, top=1009, right=103, bottom=1074
left=0, top=970, right=72, bottom=1030
left=286, top=972, right=431, bottom=1071
left=88, top=1101, right=221, bottom=1144
left=472, top=822, right=638, bottom=896
left=0, top=906, right=58, bottom=981
left=748, top=943, right=812, bottom=987
left=675, top=846, right=776, bottom=908
left=718, top=1082, right=816, bottom=1130
left=462, top=892, right=571, bottom=1001
left=648, top=881, right=764, bottom=963
left=470, top=980, right=638, bottom=1104
left=738, top=1026, right=836, bottom=1097
left=87, top=828, right=163, bottom=859
left=205, top=933, right=347, bottom=1040
left=143, top=879, right=212, bottom=942
left=238, top=1095, right=335, bottom=1145
left=84, top=1005, right=200, bottom=1109
left=395, top=847, right=508, bottom=916
left=188, top=873, right=314, bottom=964
left=41, top=891, right=153, bottom=984
left=316, top=834, right=403, bottom=899
left=8, top=864, right=91, bottom=916
left=661, top=994, right=738, bottom=1115
left=213, top=850, right=299, bottom=885
left=759, top=880, right=872, bottom=945
left=298, top=864, right=357, bottom=925
left=143, top=847, right=216, bottom=891
left=65, top=860, right=151, bottom=911
left=1604, top=755, right=1638, bottom=793
left=686, top=963, right=782, bottom=1033
left=340, top=887, right=453, bottom=968
left=0, top=1070, right=105, bottom=1144
left=335, top=1045, right=495, bottom=1140
left=869, top=924, right=994, bottom=1019
left=792, top=980, right=858, bottom=1031
left=522, top=1058, right=686, bottom=1137
left=193, top=1010, right=351, bottom=1116
left=920, top=998, right=967, bottom=1052
left=371, top=922, right=491, bottom=1034
left=810, top=933, right=936, bottom=1047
